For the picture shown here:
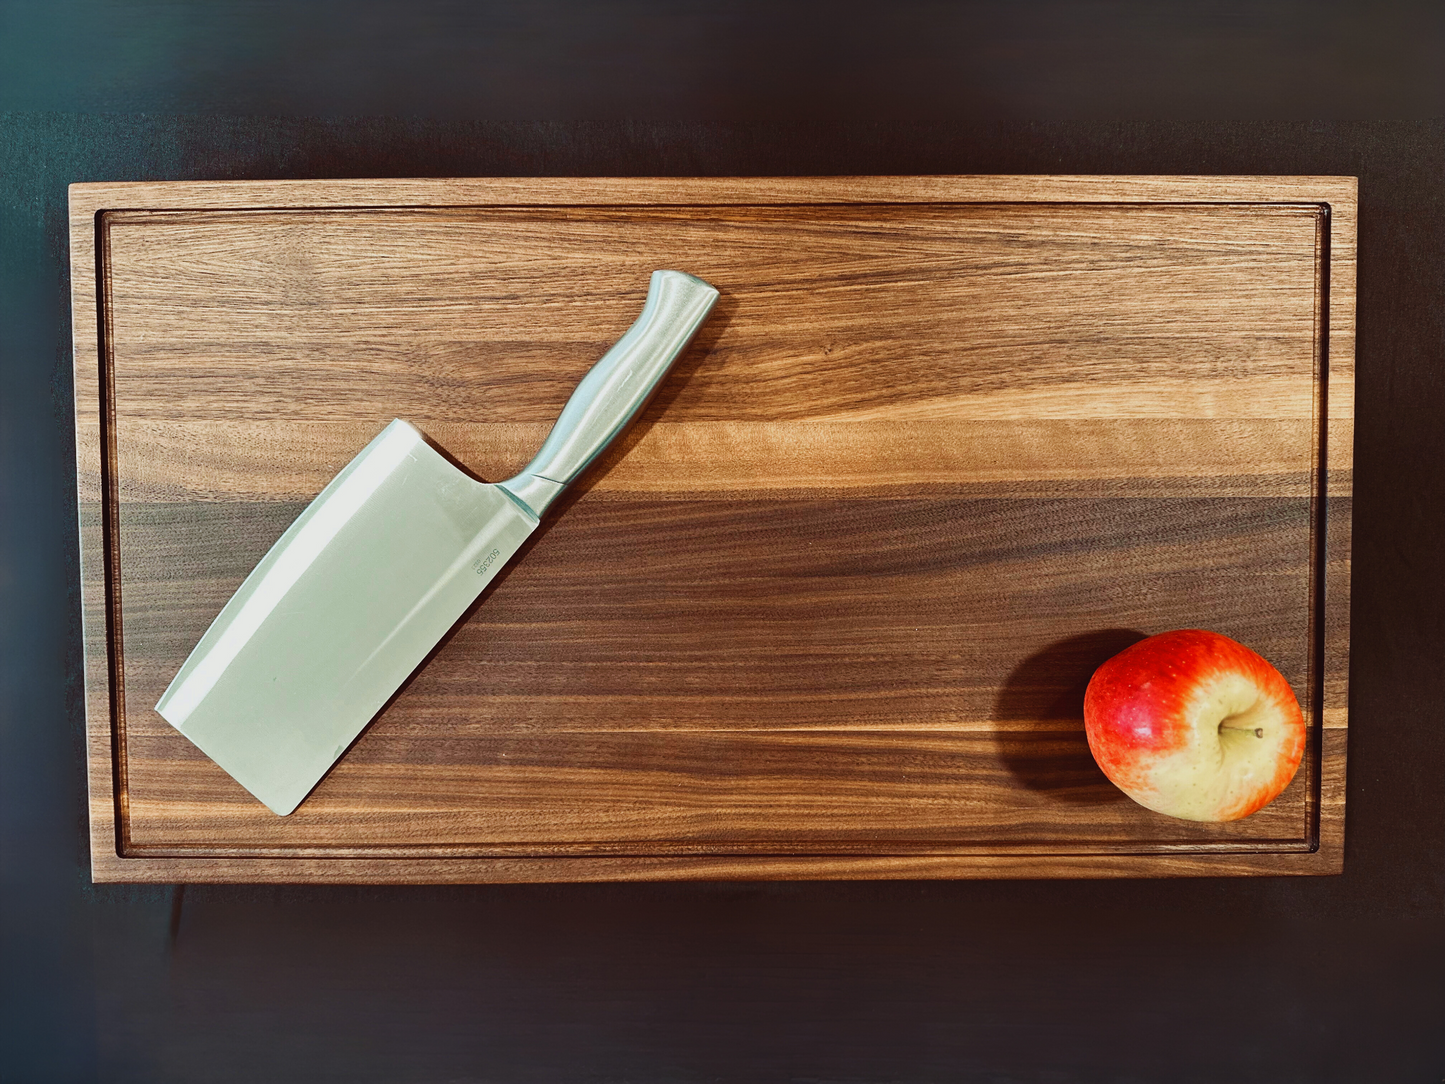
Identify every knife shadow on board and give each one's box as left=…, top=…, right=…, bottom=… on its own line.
left=278, top=287, right=735, bottom=813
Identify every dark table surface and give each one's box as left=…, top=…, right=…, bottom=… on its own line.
left=2, top=4, right=1442, bottom=1082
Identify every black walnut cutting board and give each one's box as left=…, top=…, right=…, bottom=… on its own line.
left=70, top=176, right=1354, bottom=882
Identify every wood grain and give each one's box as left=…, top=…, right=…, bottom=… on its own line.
left=70, top=176, right=1354, bottom=882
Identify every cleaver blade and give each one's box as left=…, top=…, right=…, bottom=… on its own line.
left=156, top=270, right=719, bottom=815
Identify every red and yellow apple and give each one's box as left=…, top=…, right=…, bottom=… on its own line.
left=1083, top=629, right=1306, bottom=821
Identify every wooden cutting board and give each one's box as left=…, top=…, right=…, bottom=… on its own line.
left=71, top=176, right=1354, bottom=882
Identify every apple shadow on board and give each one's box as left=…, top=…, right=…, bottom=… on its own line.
left=992, top=629, right=1148, bottom=804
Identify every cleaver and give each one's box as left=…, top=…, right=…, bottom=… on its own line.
left=156, top=270, right=719, bottom=815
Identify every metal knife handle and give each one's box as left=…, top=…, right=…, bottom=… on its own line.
left=498, top=270, right=719, bottom=516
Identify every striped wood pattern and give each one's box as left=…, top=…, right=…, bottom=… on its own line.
left=69, top=176, right=1355, bottom=881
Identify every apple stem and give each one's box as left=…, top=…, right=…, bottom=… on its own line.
left=1219, top=722, right=1266, bottom=738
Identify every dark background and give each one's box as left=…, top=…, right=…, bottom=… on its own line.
left=2, top=3, right=1443, bottom=1081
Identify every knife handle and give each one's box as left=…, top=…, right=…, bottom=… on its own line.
left=499, top=270, right=719, bottom=517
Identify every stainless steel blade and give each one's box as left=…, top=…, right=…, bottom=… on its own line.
left=157, top=420, right=537, bottom=814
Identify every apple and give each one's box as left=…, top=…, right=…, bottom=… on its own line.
left=1083, top=629, right=1306, bottom=821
